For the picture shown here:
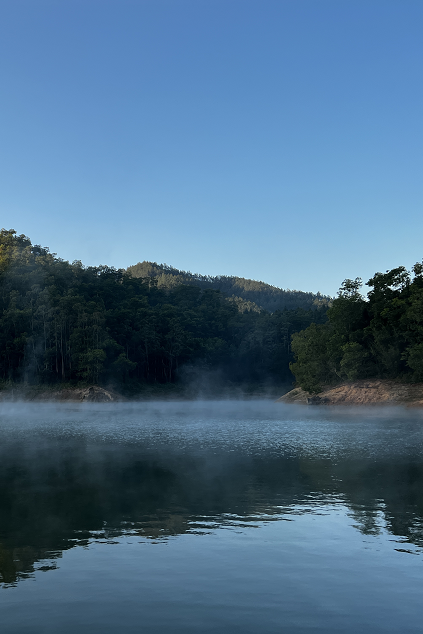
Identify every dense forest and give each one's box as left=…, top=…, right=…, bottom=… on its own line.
left=127, top=261, right=331, bottom=312
left=0, top=229, right=327, bottom=394
left=291, top=264, right=423, bottom=393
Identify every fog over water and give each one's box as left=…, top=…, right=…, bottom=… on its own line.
left=1, top=401, right=423, bottom=632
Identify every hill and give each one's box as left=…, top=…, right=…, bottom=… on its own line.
left=127, top=262, right=331, bottom=312
left=0, top=229, right=328, bottom=395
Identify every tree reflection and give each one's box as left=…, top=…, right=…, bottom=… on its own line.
left=1, top=437, right=423, bottom=586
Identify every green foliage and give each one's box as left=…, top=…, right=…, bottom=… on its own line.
left=290, top=324, right=335, bottom=393
left=127, top=261, right=331, bottom=312
left=339, top=342, right=370, bottom=381
left=404, top=343, right=423, bottom=380
left=0, top=229, right=327, bottom=393
left=290, top=261, right=423, bottom=391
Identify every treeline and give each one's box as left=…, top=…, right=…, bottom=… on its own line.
left=0, top=229, right=327, bottom=393
left=127, top=261, right=331, bottom=312
left=291, top=264, right=423, bottom=393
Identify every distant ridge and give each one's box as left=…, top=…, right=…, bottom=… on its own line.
left=127, top=261, right=331, bottom=312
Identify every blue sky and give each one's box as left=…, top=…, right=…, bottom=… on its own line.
left=0, top=0, right=421, bottom=296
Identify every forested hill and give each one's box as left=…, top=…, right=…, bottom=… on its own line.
left=0, top=229, right=328, bottom=394
left=127, top=262, right=331, bottom=312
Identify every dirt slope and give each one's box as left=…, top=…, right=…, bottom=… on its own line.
left=277, top=380, right=423, bottom=406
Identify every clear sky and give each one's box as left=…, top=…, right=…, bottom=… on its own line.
left=0, top=0, right=421, bottom=296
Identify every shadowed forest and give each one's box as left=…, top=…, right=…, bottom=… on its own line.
left=0, top=229, right=328, bottom=394
left=3, top=228, right=422, bottom=397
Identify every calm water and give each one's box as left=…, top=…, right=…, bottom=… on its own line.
left=1, top=401, right=423, bottom=633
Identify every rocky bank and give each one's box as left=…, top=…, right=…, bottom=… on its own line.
left=0, top=386, right=118, bottom=403
left=277, top=380, right=423, bottom=407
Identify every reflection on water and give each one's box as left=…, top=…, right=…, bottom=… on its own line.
left=1, top=401, right=423, bottom=588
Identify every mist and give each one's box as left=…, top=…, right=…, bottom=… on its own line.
left=1, top=400, right=423, bottom=587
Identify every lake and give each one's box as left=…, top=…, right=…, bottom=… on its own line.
left=1, top=400, right=423, bottom=633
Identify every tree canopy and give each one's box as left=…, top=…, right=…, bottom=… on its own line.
left=0, top=229, right=327, bottom=394
left=290, top=263, right=423, bottom=393
left=127, top=261, right=331, bottom=312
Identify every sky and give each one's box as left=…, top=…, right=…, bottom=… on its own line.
left=0, top=0, right=422, bottom=296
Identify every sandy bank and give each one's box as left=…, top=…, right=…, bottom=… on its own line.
left=277, top=380, right=423, bottom=407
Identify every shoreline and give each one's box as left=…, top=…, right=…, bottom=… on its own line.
left=277, top=379, right=423, bottom=407
left=0, top=385, right=120, bottom=403
left=0, top=384, right=284, bottom=403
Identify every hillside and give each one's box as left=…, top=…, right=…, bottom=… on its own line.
left=0, top=229, right=328, bottom=394
left=127, top=261, right=331, bottom=312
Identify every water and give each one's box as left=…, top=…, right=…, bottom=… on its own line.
left=1, top=401, right=423, bottom=633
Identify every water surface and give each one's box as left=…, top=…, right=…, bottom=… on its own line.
left=1, top=401, right=423, bottom=632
